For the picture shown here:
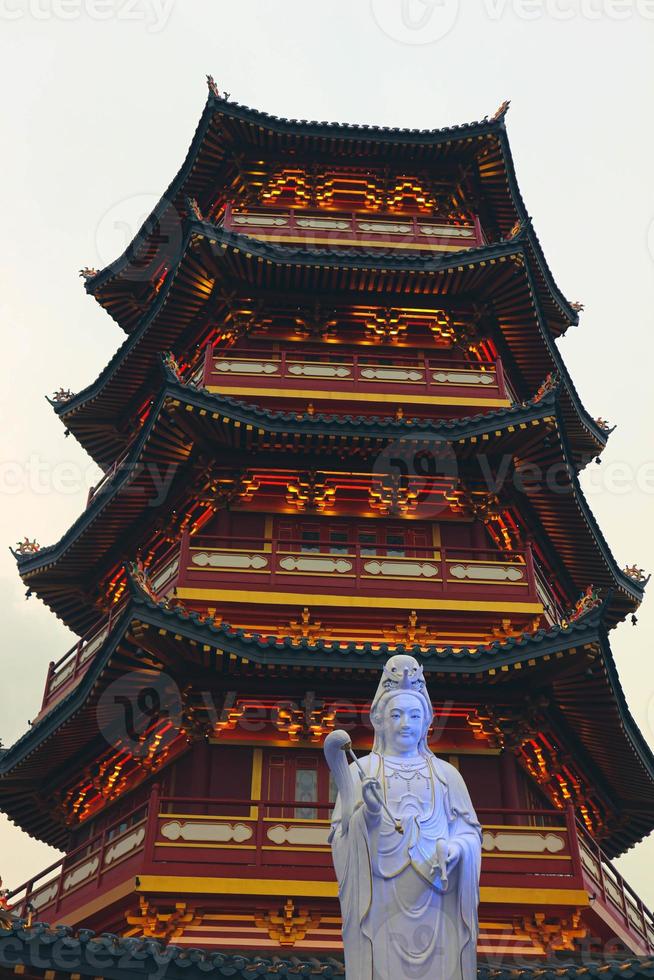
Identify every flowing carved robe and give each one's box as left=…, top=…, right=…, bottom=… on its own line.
left=329, top=752, right=482, bottom=980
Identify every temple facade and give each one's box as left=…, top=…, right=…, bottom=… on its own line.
left=1, top=80, right=653, bottom=976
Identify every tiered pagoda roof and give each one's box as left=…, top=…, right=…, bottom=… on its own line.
left=60, top=224, right=604, bottom=468
left=1, top=920, right=653, bottom=980
left=2, top=585, right=653, bottom=855
left=78, top=94, right=576, bottom=335
left=21, top=383, right=644, bottom=633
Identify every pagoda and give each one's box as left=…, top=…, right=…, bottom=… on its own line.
left=1, top=81, right=654, bottom=977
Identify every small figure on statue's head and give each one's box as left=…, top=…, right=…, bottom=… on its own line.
left=324, top=654, right=482, bottom=980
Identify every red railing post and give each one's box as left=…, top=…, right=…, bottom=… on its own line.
left=524, top=540, right=537, bottom=601
left=440, top=547, right=448, bottom=596
left=178, top=528, right=191, bottom=589
left=473, top=214, right=484, bottom=246
left=494, top=357, right=507, bottom=399
left=202, top=342, right=213, bottom=387
left=41, top=662, right=55, bottom=710
left=144, top=782, right=161, bottom=871
left=565, top=804, right=584, bottom=888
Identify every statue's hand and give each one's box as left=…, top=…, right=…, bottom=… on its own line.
left=446, top=840, right=462, bottom=869
left=361, top=777, right=383, bottom=815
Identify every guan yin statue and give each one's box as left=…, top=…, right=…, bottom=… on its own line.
left=324, top=655, right=482, bottom=980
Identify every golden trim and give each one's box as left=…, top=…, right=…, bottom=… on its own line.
left=156, top=843, right=257, bottom=851
left=238, top=232, right=474, bottom=252
left=205, top=384, right=509, bottom=409
left=481, top=853, right=572, bottom=861
left=250, top=748, right=263, bottom=818
left=135, top=876, right=589, bottom=906
left=175, top=587, right=544, bottom=615
left=136, top=875, right=339, bottom=898
left=261, top=845, right=330, bottom=852
left=482, top=824, right=568, bottom=831
left=158, top=812, right=256, bottom=822
left=263, top=817, right=332, bottom=825
left=480, top=887, right=589, bottom=906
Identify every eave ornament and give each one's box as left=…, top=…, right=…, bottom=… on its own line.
left=51, top=387, right=76, bottom=403
left=14, top=537, right=40, bottom=555
left=492, top=99, right=511, bottom=121
left=162, top=351, right=185, bottom=383
left=185, top=197, right=203, bottom=222
left=624, top=564, right=648, bottom=583
left=255, top=899, right=320, bottom=947
left=533, top=372, right=559, bottom=402
left=79, top=267, right=99, bottom=281
left=564, top=585, right=602, bottom=625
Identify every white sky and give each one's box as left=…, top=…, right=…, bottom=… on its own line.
left=1, top=0, right=654, bottom=918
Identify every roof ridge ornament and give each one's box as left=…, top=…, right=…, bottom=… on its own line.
left=624, top=565, right=649, bottom=584
left=185, top=197, right=203, bottom=221
left=79, top=267, right=99, bottom=282
left=532, top=371, right=560, bottom=403
left=570, top=301, right=585, bottom=313
left=562, top=585, right=603, bottom=627
left=206, top=75, right=230, bottom=101
left=13, top=538, right=40, bottom=556
left=492, top=100, right=511, bottom=122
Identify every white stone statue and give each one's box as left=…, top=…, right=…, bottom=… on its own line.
left=324, top=655, right=482, bottom=980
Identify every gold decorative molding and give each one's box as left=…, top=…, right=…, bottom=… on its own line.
left=254, top=899, right=321, bottom=947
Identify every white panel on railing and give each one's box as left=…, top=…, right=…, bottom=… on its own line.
left=432, top=370, right=495, bottom=386
left=62, top=858, right=99, bottom=892
left=161, top=821, right=253, bottom=844
left=214, top=360, right=279, bottom=375
left=104, top=827, right=146, bottom=866
left=482, top=831, right=565, bottom=854
left=29, top=881, right=59, bottom=910
left=287, top=364, right=351, bottom=378
left=279, top=556, right=352, bottom=575
left=420, top=225, right=475, bottom=238
left=267, top=824, right=331, bottom=847
left=357, top=221, right=412, bottom=234
left=449, top=564, right=524, bottom=582
left=364, top=560, right=439, bottom=579
left=360, top=367, right=423, bottom=382
left=191, top=552, right=268, bottom=570
left=296, top=217, right=350, bottom=230
left=233, top=215, right=288, bottom=227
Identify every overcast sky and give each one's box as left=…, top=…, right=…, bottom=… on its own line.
left=1, top=0, right=653, bottom=916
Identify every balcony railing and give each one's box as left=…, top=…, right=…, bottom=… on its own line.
left=222, top=203, right=486, bottom=253
left=39, top=548, right=180, bottom=716
left=177, top=534, right=539, bottom=606
left=200, top=346, right=508, bottom=406
left=7, top=795, right=653, bottom=953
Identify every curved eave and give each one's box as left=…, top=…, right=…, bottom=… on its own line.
left=18, top=383, right=642, bottom=633
left=2, top=597, right=653, bottom=855
left=23, top=383, right=560, bottom=601
left=83, top=94, right=576, bottom=334
left=60, top=224, right=602, bottom=468
left=0, top=931, right=652, bottom=980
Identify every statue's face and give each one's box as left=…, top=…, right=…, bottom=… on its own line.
left=384, top=693, right=424, bottom=756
